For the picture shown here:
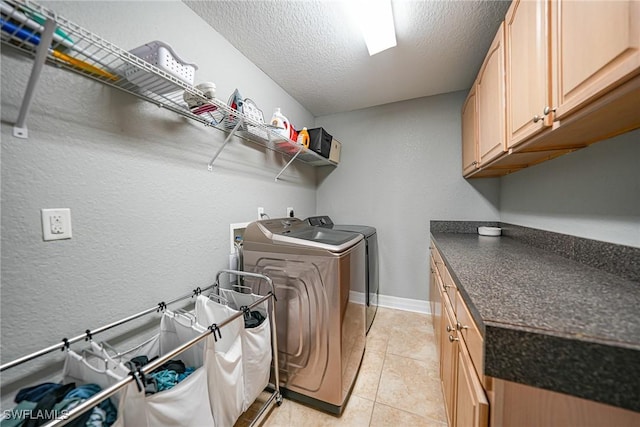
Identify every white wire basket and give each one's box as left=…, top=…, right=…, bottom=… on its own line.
left=124, top=40, right=197, bottom=94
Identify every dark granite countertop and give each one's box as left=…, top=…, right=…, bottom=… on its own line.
left=430, top=230, right=640, bottom=412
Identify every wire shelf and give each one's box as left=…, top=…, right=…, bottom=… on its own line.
left=0, top=0, right=336, bottom=175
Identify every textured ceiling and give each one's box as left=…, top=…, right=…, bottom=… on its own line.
left=184, top=0, right=511, bottom=117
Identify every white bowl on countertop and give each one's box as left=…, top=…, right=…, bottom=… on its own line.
left=478, top=226, right=502, bottom=236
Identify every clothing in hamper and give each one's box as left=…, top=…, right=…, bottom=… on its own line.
left=149, top=366, right=195, bottom=392
left=243, top=310, right=266, bottom=329
left=58, top=384, right=117, bottom=426
left=3, top=350, right=122, bottom=427
left=194, top=295, right=246, bottom=426
left=22, top=383, right=78, bottom=427
left=14, top=383, right=64, bottom=404
left=3, top=357, right=119, bottom=427
left=1, top=383, right=75, bottom=427
left=120, top=355, right=194, bottom=394
left=61, top=350, right=121, bottom=427
left=93, top=313, right=217, bottom=427
left=218, top=288, right=272, bottom=412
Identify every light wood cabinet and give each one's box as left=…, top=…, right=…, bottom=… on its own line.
left=455, top=289, right=484, bottom=379
left=433, top=246, right=457, bottom=309
left=505, top=0, right=552, bottom=148
left=477, top=22, right=507, bottom=166
left=491, top=378, right=640, bottom=427
left=431, top=241, right=640, bottom=426
left=430, top=256, right=442, bottom=360
left=456, top=342, right=489, bottom=427
left=463, top=0, right=640, bottom=178
left=441, top=294, right=458, bottom=427
left=431, top=245, right=488, bottom=427
left=461, top=86, right=478, bottom=175
left=552, top=0, right=640, bottom=120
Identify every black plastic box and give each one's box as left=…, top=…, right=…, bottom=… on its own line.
left=308, top=127, right=333, bottom=158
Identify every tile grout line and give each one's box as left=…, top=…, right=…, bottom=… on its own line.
left=368, top=336, right=390, bottom=426
left=374, top=401, right=447, bottom=426
left=374, top=337, right=389, bottom=402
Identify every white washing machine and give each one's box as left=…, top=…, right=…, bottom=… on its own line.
left=242, top=218, right=366, bottom=415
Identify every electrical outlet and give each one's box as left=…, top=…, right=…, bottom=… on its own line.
left=50, top=215, right=64, bottom=234
left=257, top=207, right=265, bottom=219
left=41, top=208, right=72, bottom=241
left=287, top=207, right=295, bottom=218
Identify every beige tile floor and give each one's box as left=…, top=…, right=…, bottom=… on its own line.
left=236, top=307, right=447, bottom=427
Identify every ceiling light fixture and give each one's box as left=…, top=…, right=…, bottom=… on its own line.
left=348, top=0, right=397, bottom=56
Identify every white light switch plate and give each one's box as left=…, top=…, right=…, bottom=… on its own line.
left=41, top=208, right=72, bottom=241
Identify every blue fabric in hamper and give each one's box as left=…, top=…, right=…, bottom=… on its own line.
left=96, top=313, right=217, bottom=427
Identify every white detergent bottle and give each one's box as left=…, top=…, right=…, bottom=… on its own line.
left=271, top=108, right=290, bottom=138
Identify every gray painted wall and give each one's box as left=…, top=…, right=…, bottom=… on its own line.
left=315, top=92, right=501, bottom=302
left=500, top=129, right=640, bottom=248
left=1, top=1, right=318, bottom=406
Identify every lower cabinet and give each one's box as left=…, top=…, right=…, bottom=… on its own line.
left=456, top=339, right=489, bottom=427
left=490, top=378, right=640, bottom=427
left=430, top=242, right=640, bottom=427
left=441, top=294, right=458, bottom=426
left=431, top=245, right=489, bottom=427
left=430, top=256, right=442, bottom=360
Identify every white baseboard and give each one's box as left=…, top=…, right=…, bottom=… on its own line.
left=350, top=291, right=366, bottom=305
left=350, top=291, right=431, bottom=314
left=378, top=294, right=430, bottom=314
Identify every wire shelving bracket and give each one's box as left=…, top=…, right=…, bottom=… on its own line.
left=1, top=0, right=337, bottom=179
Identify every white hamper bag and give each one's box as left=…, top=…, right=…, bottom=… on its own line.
left=61, top=350, right=125, bottom=427
left=159, top=310, right=207, bottom=369
left=195, top=295, right=245, bottom=427
left=101, top=313, right=217, bottom=427
left=63, top=348, right=123, bottom=392
left=219, top=288, right=272, bottom=411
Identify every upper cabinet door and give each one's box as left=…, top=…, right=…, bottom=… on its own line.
left=477, top=23, right=507, bottom=166
left=462, top=86, right=478, bottom=176
left=552, top=0, right=640, bottom=120
left=506, top=0, right=552, bottom=148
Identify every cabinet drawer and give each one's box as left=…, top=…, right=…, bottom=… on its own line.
left=431, top=245, right=446, bottom=278
left=442, top=267, right=457, bottom=310
left=456, top=290, right=484, bottom=379
left=431, top=245, right=457, bottom=307
left=433, top=258, right=455, bottom=311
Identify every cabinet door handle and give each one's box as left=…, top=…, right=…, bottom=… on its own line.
left=446, top=325, right=455, bottom=332
left=456, top=322, right=468, bottom=331
left=443, top=284, right=451, bottom=289
left=448, top=335, right=459, bottom=342
left=534, top=106, right=556, bottom=123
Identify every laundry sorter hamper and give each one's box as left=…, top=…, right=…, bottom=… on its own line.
left=56, top=349, right=124, bottom=427
left=218, top=288, right=272, bottom=411
left=90, top=311, right=217, bottom=427
left=195, top=295, right=271, bottom=426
